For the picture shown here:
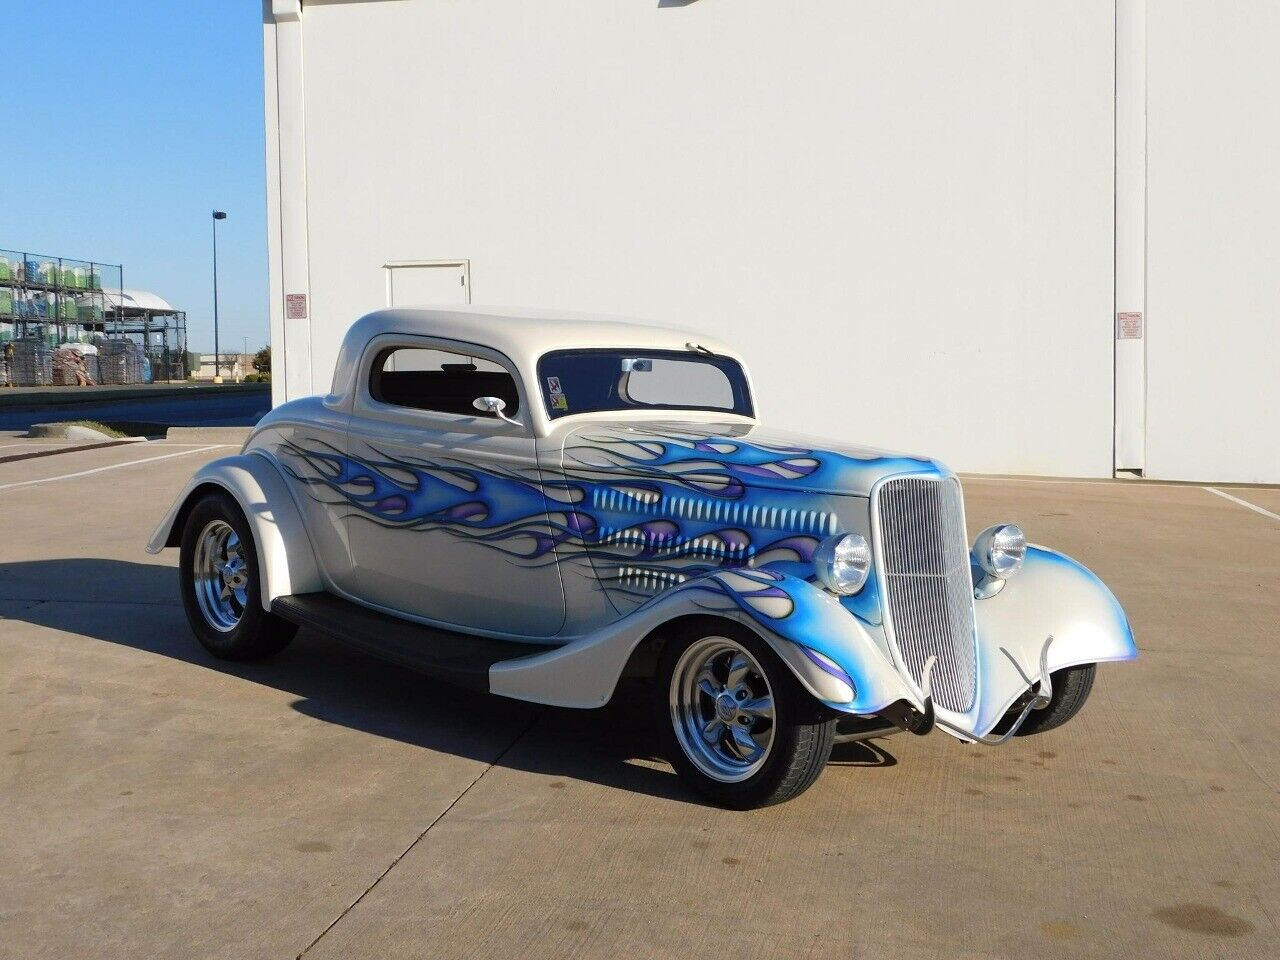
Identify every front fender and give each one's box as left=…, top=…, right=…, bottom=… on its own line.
left=146, top=452, right=323, bottom=608
left=971, top=545, right=1137, bottom=736
left=490, top=567, right=924, bottom=715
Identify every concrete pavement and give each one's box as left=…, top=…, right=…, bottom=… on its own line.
left=0, top=438, right=1275, bottom=959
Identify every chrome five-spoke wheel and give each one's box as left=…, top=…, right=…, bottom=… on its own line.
left=179, top=491, right=295, bottom=661
left=192, top=519, right=250, bottom=632
left=670, top=636, right=776, bottom=783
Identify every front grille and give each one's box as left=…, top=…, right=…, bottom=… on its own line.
left=875, top=476, right=977, bottom=712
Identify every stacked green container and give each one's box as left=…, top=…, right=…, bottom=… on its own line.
left=0, top=260, right=10, bottom=282
left=0, top=289, right=12, bottom=316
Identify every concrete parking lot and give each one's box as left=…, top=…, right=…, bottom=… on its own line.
left=1, top=434, right=1276, bottom=960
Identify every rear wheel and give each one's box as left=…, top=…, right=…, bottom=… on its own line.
left=179, top=490, right=297, bottom=661
left=656, top=621, right=835, bottom=809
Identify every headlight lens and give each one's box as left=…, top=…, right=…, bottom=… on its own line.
left=973, top=523, right=1026, bottom=579
left=813, top=533, right=872, bottom=595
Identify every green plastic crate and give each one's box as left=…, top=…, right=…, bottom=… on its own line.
left=0, top=289, right=12, bottom=316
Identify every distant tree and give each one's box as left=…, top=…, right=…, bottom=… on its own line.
left=252, top=346, right=271, bottom=376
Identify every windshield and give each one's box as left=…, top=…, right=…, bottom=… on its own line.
left=538, top=349, right=753, bottom=420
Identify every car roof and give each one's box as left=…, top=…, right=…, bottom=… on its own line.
left=340, top=305, right=738, bottom=362
left=325, top=306, right=753, bottom=436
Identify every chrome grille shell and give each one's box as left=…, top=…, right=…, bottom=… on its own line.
left=871, top=475, right=977, bottom=713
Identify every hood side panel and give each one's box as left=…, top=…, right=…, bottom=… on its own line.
left=544, top=422, right=898, bottom=614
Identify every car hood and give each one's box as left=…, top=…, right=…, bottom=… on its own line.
left=556, top=420, right=948, bottom=498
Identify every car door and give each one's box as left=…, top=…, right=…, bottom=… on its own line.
left=344, top=334, right=567, bottom=638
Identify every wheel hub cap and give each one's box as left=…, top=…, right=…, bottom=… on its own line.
left=222, top=559, right=248, bottom=591
left=715, top=693, right=738, bottom=723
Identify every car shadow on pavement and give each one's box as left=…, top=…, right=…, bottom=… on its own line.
left=2, top=558, right=900, bottom=807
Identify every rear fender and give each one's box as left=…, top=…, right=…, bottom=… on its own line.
left=490, top=567, right=924, bottom=714
left=971, top=545, right=1137, bottom=735
left=146, top=453, right=323, bottom=608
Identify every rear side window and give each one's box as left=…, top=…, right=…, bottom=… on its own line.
left=369, top=346, right=520, bottom=417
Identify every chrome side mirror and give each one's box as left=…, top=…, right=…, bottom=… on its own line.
left=472, top=396, right=521, bottom=427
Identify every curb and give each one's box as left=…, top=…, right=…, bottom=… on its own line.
left=28, top=422, right=147, bottom=442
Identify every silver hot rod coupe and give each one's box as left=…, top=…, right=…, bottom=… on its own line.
left=150, top=307, right=1136, bottom=808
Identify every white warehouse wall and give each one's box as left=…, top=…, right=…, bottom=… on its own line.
left=270, top=0, right=1120, bottom=477
left=1144, top=3, right=1280, bottom=484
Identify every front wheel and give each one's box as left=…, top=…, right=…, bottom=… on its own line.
left=179, top=490, right=297, bottom=661
left=995, top=663, right=1097, bottom=737
left=656, top=621, right=835, bottom=809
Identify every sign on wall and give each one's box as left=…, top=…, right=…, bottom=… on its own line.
left=1116, top=311, right=1144, bottom=340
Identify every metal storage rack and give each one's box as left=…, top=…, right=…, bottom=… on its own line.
left=0, top=247, right=187, bottom=385
left=101, top=291, right=190, bottom=383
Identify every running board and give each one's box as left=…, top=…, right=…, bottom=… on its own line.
left=271, top=593, right=557, bottom=692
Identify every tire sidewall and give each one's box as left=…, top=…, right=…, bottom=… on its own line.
left=179, top=489, right=268, bottom=658
left=1014, top=663, right=1096, bottom=736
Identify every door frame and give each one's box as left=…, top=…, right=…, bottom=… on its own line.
left=383, top=259, right=472, bottom=307
left=343, top=332, right=566, bottom=638
left=1113, top=0, right=1146, bottom=474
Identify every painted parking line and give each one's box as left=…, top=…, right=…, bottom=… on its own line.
left=0, top=444, right=228, bottom=491
left=965, top=474, right=1280, bottom=505
left=960, top=474, right=1192, bottom=488
left=1203, top=486, right=1280, bottom=523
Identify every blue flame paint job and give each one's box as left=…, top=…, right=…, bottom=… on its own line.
left=562, top=425, right=941, bottom=497
left=278, top=428, right=932, bottom=592
left=275, top=427, right=933, bottom=709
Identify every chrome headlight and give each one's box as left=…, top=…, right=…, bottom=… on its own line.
left=813, top=533, right=872, bottom=595
left=972, top=523, right=1026, bottom=580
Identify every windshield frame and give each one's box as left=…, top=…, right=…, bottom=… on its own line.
left=536, top=347, right=755, bottom=421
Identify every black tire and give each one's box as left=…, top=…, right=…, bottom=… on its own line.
left=995, top=663, right=1097, bottom=737
left=179, top=490, right=297, bottom=661
left=655, top=620, right=836, bottom=809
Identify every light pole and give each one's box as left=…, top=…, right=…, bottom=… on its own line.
left=212, top=210, right=227, bottom=383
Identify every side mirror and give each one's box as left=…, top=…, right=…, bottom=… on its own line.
left=472, top=396, right=521, bottom=427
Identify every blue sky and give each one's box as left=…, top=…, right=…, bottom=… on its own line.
left=6, top=1, right=267, bottom=354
